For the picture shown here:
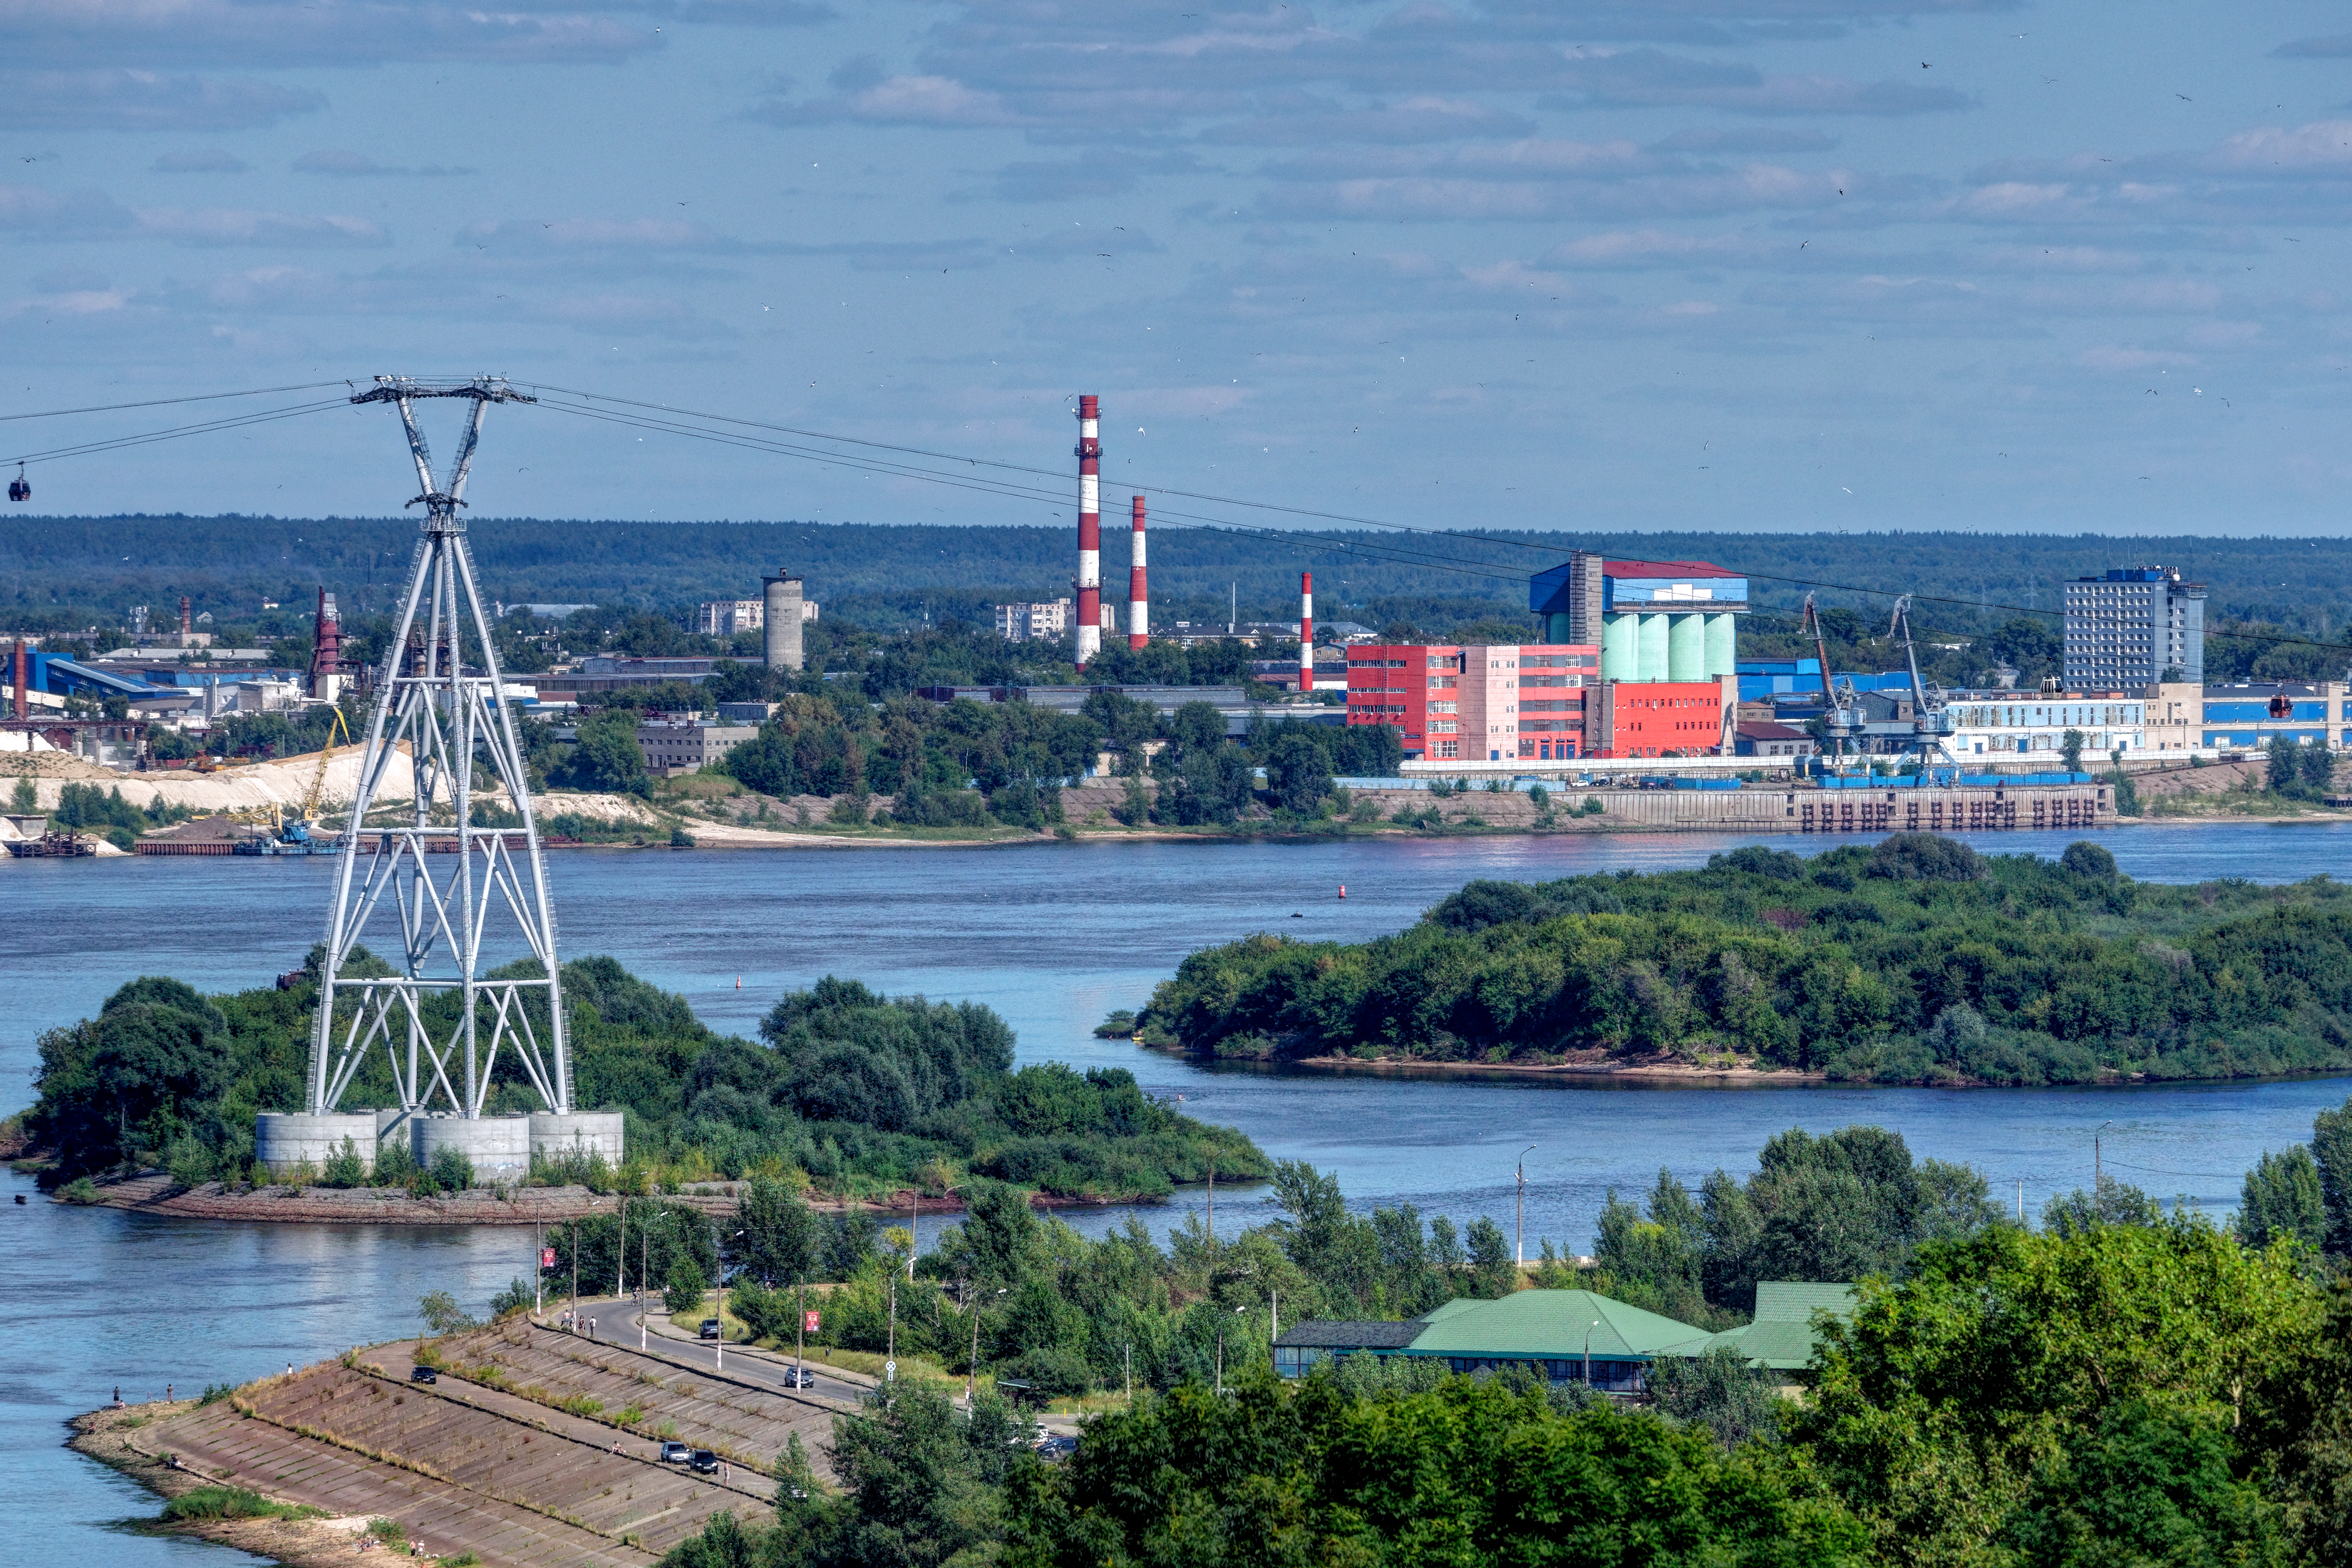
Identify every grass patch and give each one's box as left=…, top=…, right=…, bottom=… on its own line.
left=160, top=1486, right=322, bottom=1522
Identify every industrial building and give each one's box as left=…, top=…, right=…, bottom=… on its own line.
left=636, top=718, right=760, bottom=777
left=2063, top=567, right=2204, bottom=689
left=1530, top=552, right=1748, bottom=683
left=1346, top=643, right=1624, bottom=762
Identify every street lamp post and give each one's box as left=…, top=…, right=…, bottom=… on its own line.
left=1582, top=1319, right=1599, bottom=1390
left=1517, top=1145, right=1536, bottom=1269
left=2096, top=1120, right=2113, bottom=1189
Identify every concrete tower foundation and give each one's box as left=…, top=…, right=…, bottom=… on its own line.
left=256, top=1111, right=379, bottom=1176
left=412, top=1113, right=532, bottom=1181
left=530, top=1111, right=626, bottom=1167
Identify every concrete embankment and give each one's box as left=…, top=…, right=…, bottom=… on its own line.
left=76, top=1318, right=845, bottom=1567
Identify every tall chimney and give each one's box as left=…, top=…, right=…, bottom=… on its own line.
left=179, top=596, right=192, bottom=637
left=1074, top=395, right=1102, bottom=667
left=1128, top=495, right=1148, bottom=649
left=762, top=567, right=805, bottom=671
left=1299, top=572, right=1314, bottom=693
left=310, top=587, right=342, bottom=701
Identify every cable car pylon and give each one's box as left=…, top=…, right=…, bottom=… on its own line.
left=265, top=375, right=619, bottom=1181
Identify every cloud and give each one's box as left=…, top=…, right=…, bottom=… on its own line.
left=2076, top=345, right=2196, bottom=370
left=135, top=208, right=391, bottom=247
left=33, top=266, right=110, bottom=294
left=987, top=151, right=1204, bottom=203
left=1541, top=228, right=1775, bottom=266
left=461, top=217, right=738, bottom=251
left=2203, top=120, right=2352, bottom=175
left=0, top=184, right=139, bottom=239
left=4, top=1, right=661, bottom=71
left=1535, top=51, right=1971, bottom=117
left=0, top=184, right=386, bottom=247
left=1651, top=125, right=1837, bottom=153
left=671, top=0, right=834, bottom=24
left=153, top=150, right=250, bottom=174
left=294, top=150, right=475, bottom=177
left=1258, top=139, right=1891, bottom=222
left=0, top=71, right=323, bottom=131
left=2272, top=34, right=2352, bottom=59
left=1200, top=97, right=1535, bottom=146
left=752, top=74, right=1028, bottom=128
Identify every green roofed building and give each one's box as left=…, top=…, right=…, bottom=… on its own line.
left=1697, top=1281, right=1857, bottom=1372
left=1273, top=1282, right=1855, bottom=1395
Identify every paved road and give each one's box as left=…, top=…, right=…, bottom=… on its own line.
left=555, top=1296, right=877, bottom=1408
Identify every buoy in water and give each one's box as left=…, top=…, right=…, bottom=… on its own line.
left=736, top=976, right=742, bottom=989
left=1338, top=884, right=1346, bottom=899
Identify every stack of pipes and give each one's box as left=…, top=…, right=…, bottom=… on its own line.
left=1073, top=395, right=1102, bottom=668
left=1128, top=496, right=1148, bottom=649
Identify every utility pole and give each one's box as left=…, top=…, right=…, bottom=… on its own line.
left=1125, top=1342, right=1133, bottom=1407
left=614, top=1197, right=625, bottom=1300
left=569, top=1223, right=579, bottom=1333
left=1207, top=1156, right=1214, bottom=1248
left=798, top=1279, right=809, bottom=1388
left=1517, top=1145, right=1535, bottom=1269
left=534, top=1222, right=543, bottom=1316
left=2097, top=1120, right=2112, bottom=1189
left=886, top=1276, right=897, bottom=1383
left=640, top=1222, right=650, bottom=1350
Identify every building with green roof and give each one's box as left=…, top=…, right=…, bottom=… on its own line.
left=1272, top=1282, right=1855, bottom=1394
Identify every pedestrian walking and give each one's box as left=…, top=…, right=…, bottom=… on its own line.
left=165, top=1383, right=172, bottom=1402
left=112, top=1386, right=122, bottom=1407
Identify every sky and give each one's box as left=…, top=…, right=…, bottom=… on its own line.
left=6, top=1, right=2352, bottom=538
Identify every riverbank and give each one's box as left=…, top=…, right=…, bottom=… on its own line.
left=48, top=1170, right=1162, bottom=1224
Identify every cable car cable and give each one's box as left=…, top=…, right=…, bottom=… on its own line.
left=0, top=380, right=353, bottom=423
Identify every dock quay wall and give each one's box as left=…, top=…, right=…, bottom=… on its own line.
left=1564, top=781, right=2110, bottom=832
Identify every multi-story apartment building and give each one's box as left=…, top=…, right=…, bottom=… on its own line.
left=2063, top=567, right=2204, bottom=689
left=696, top=599, right=764, bottom=636
left=995, top=599, right=1073, bottom=641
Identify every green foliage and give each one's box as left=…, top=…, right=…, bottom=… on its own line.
left=1143, top=837, right=2352, bottom=1085
left=2041, top=1174, right=2165, bottom=1238
left=1010, top=1372, right=1867, bottom=1568
left=552, top=707, right=650, bottom=795
left=419, top=1289, right=480, bottom=1336
left=1588, top=1131, right=1999, bottom=1322
left=488, top=1276, right=538, bottom=1319
left=2239, top=1145, right=2326, bottom=1253
left=666, top=1253, right=711, bottom=1314
left=427, top=1144, right=475, bottom=1193
left=1793, top=1213, right=2319, bottom=1567
left=160, top=1486, right=321, bottom=1522
left=1648, top=1343, right=1787, bottom=1450
left=319, top=1137, right=366, bottom=1189
left=28, top=956, right=1257, bottom=1207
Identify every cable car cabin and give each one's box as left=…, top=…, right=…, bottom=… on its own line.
left=6, top=470, right=26, bottom=503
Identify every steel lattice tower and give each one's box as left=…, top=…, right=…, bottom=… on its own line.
left=306, top=376, right=571, bottom=1120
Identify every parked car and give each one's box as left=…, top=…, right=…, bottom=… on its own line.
left=698, top=1319, right=721, bottom=1341
left=1034, top=1433, right=1078, bottom=1461
left=780, top=1366, right=816, bottom=1388
left=660, top=1441, right=691, bottom=1464
left=408, top=1366, right=437, bottom=1385
left=688, top=1449, right=720, bottom=1474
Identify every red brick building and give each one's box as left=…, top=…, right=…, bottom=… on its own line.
left=1346, top=643, right=1599, bottom=762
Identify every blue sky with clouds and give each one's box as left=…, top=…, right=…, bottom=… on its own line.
left=7, top=0, right=2352, bottom=535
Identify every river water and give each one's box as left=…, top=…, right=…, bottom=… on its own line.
left=10, top=820, right=2352, bottom=1564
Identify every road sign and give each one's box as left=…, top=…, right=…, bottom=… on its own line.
left=541, top=1248, right=556, bottom=1268
left=805, top=1310, right=820, bottom=1332
left=884, top=1360, right=896, bottom=1382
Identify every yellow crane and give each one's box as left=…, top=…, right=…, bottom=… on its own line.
left=295, top=707, right=351, bottom=830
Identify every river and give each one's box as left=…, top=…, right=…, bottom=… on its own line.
left=10, top=820, right=2352, bottom=1564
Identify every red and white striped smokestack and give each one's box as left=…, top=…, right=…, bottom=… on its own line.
left=1299, top=571, right=1314, bottom=692
left=1074, top=395, right=1102, bottom=667
left=1128, top=495, right=1148, bottom=649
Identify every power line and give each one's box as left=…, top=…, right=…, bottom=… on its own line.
left=0, top=381, right=352, bottom=423
left=4, top=398, right=350, bottom=468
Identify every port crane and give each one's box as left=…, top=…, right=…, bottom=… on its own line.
left=1800, top=593, right=1863, bottom=772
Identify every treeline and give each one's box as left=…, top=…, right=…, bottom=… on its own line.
left=653, top=1119, right=2352, bottom=1568
left=20, top=964, right=1264, bottom=1202
left=1138, top=834, right=2352, bottom=1084
left=547, top=684, right=1398, bottom=830
left=24, top=515, right=2352, bottom=640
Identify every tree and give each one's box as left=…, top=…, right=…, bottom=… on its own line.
left=2004, top=1399, right=2285, bottom=1568
left=2239, top=1146, right=2326, bottom=1253
left=2041, top=1175, right=2163, bottom=1237
left=737, top=1175, right=819, bottom=1288
left=666, top=1253, right=711, bottom=1314
left=1262, top=731, right=1334, bottom=814
left=555, top=707, right=650, bottom=795
left=419, top=1289, right=478, bottom=1336
left=2060, top=728, right=2085, bottom=774
left=1649, top=1343, right=1785, bottom=1450
left=1793, top=1216, right=2319, bottom=1567
left=2311, top=1096, right=2352, bottom=1254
